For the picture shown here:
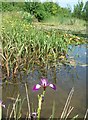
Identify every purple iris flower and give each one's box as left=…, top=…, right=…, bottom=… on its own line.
left=33, top=78, right=56, bottom=91
left=0, top=100, right=5, bottom=108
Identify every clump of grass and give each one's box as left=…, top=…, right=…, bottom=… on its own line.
left=8, top=84, right=30, bottom=119
left=60, top=87, right=74, bottom=119
left=9, top=94, right=25, bottom=119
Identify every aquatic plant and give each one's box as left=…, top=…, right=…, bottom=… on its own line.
left=2, top=12, right=87, bottom=80
left=33, top=78, right=56, bottom=119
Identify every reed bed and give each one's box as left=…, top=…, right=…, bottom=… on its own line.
left=1, top=11, right=87, bottom=79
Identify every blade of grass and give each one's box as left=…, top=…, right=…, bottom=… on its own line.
left=0, top=105, right=2, bottom=120
left=65, top=106, right=74, bottom=120
left=51, top=100, right=55, bottom=120
left=9, top=94, right=19, bottom=119
left=0, top=53, right=6, bottom=61
left=60, top=87, right=74, bottom=119
left=17, top=44, right=24, bottom=57
left=6, top=104, right=10, bottom=120
left=71, top=114, right=79, bottom=120
left=25, top=83, right=31, bottom=119
left=84, top=109, right=88, bottom=120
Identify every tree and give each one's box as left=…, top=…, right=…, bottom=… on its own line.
left=25, top=2, right=48, bottom=21
left=82, top=1, right=88, bottom=21
left=2, top=2, right=25, bottom=11
left=43, top=2, right=58, bottom=15
left=73, top=1, right=84, bottom=19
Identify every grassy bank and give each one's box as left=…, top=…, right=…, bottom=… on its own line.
left=42, top=15, right=86, bottom=33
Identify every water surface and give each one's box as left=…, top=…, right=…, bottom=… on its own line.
left=2, top=44, right=87, bottom=118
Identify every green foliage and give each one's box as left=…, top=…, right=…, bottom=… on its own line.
left=2, top=11, right=74, bottom=77
left=2, top=2, right=25, bottom=11
left=24, top=2, right=50, bottom=21
left=72, top=1, right=83, bottom=19
left=32, top=2, right=47, bottom=21
left=2, top=2, right=72, bottom=22
left=2, top=11, right=86, bottom=78
left=26, top=2, right=71, bottom=21
left=2, top=2, right=13, bottom=11
left=21, top=11, right=33, bottom=23
left=82, top=1, right=88, bottom=21
left=43, top=2, right=58, bottom=15
left=2, top=1, right=88, bottom=22
left=72, top=1, right=88, bottom=21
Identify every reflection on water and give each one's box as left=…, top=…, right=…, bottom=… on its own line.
left=2, top=44, right=87, bottom=118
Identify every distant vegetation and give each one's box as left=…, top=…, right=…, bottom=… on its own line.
left=2, top=1, right=88, bottom=22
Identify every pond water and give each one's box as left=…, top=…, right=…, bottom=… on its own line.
left=2, top=44, right=87, bottom=118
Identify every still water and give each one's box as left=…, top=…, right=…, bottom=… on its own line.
left=2, top=44, right=87, bottom=118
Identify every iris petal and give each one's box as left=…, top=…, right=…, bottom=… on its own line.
left=49, top=84, right=56, bottom=90
left=41, top=78, right=48, bottom=86
left=33, top=84, right=41, bottom=91
left=0, top=100, right=5, bottom=108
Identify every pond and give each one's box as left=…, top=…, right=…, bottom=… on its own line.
left=2, top=44, right=87, bottom=118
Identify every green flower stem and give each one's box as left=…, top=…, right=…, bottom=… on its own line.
left=37, top=91, right=45, bottom=119
left=0, top=105, right=2, bottom=120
